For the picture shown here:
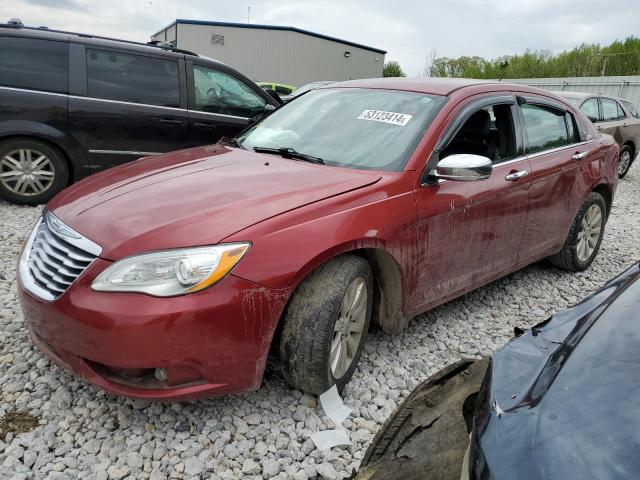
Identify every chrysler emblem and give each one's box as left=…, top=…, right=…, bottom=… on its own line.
left=46, top=213, right=81, bottom=239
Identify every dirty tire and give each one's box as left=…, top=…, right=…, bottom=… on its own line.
left=618, top=145, right=634, bottom=179
left=0, top=138, right=69, bottom=205
left=279, top=255, right=373, bottom=395
left=548, top=192, right=606, bottom=272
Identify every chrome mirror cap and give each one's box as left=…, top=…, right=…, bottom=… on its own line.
left=433, top=154, right=493, bottom=181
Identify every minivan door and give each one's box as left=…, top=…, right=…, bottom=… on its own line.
left=186, top=63, right=269, bottom=146
left=68, top=46, right=189, bottom=172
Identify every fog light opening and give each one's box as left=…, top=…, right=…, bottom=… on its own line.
left=154, top=367, right=168, bottom=382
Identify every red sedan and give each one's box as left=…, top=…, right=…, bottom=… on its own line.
left=18, top=78, right=618, bottom=400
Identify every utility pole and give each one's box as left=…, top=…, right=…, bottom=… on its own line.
left=247, top=6, right=251, bottom=24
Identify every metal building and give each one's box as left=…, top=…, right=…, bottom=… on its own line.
left=151, top=19, right=386, bottom=87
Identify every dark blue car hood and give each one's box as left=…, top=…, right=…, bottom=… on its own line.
left=472, top=262, right=640, bottom=480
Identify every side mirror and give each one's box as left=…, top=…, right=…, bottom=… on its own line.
left=432, top=154, right=492, bottom=181
left=587, top=115, right=598, bottom=123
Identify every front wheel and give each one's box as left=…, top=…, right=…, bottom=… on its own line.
left=548, top=192, right=606, bottom=272
left=279, top=255, right=373, bottom=395
left=618, top=145, right=634, bottom=179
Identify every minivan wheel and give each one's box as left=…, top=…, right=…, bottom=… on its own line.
left=618, top=145, right=633, bottom=179
left=0, top=138, right=69, bottom=205
left=548, top=192, right=606, bottom=272
left=279, top=255, right=373, bottom=395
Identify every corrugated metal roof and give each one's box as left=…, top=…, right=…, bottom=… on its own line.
left=152, top=19, right=387, bottom=54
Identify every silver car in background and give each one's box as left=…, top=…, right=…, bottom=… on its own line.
left=555, top=91, right=640, bottom=178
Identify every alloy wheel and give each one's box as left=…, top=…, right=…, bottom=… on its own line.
left=576, top=203, right=603, bottom=262
left=0, top=148, right=55, bottom=196
left=618, top=150, right=632, bottom=176
left=330, top=276, right=367, bottom=379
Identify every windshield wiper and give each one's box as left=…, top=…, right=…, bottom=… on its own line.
left=218, top=137, right=246, bottom=150
left=252, top=146, right=324, bottom=164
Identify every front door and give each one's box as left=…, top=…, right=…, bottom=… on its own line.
left=69, top=47, right=189, bottom=171
left=411, top=96, right=531, bottom=310
left=187, top=64, right=269, bottom=146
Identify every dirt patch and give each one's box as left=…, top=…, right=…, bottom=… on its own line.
left=0, top=411, right=39, bottom=440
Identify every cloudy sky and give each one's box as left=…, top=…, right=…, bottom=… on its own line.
left=2, top=0, right=638, bottom=75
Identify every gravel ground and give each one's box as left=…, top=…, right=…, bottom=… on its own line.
left=1, top=165, right=639, bottom=480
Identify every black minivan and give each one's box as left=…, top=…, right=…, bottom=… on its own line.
left=0, top=23, right=280, bottom=205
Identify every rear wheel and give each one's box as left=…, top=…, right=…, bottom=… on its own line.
left=279, top=255, right=373, bottom=394
left=0, top=138, right=69, bottom=205
left=618, top=145, right=633, bottom=179
left=548, top=192, right=606, bottom=271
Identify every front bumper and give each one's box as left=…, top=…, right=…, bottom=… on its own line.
left=18, top=259, right=288, bottom=400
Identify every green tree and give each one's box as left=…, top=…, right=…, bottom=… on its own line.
left=428, top=36, right=640, bottom=78
left=383, top=61, right=406, bottom=77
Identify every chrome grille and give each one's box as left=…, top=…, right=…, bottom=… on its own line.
left=20, top=212, right=102, bottom=301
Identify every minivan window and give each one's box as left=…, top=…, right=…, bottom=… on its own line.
left=86, top=49, right=179, bottom=107
left=193, top=65, right=266, bottom=118
left=601, top=98, right=624, bottom=121
left=521, top=103, right=571, bottom=153
left=0, top=37, right=69, bottom=93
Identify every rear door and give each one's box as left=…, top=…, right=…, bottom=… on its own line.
left=68, top=45, right=189, bottom=171
left=186, top=62, right=268, bottom=146
left=516, top=95, right=597, bottom=260
left=597, top=97, right=628, bottom=144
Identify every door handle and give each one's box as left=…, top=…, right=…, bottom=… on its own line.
left=505, top=170, right=529, bottom=181
left=191, top=122, right=217, bottom=131
left=160, top=118, right=184, bottom=126
left=572, top=151, right=589, bottom=160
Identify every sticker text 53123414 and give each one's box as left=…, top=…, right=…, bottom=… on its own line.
left=357, top=109, right=413, bottom=126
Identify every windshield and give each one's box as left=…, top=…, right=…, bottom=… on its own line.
left=237, top=88, right=446, bottom=171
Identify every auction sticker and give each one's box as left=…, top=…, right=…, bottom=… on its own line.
left=357, top=109, right=412, bottom=126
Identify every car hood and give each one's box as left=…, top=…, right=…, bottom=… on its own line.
left=49, top=145, right=382, bottom=260
left=473, top=262, right=640, bottom=480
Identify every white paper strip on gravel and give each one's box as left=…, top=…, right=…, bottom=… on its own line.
left=310, top=429, right=352, bottom=450
left=319, top=385, right=352, bottom=425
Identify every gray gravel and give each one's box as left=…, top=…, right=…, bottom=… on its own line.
left=1, top=166, right=639, bottom=479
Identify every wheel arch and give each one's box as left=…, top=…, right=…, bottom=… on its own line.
left=0, top=123, right=86, bottom=184
left=592, top=182, right=613, bottom=219
left=283, top=241, right=408, bottom=336
left=622, top=140, right=635, bottom=159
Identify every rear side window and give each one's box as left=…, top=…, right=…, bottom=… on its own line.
left=0, top=37, right=69, bottom=93
left=601, top=98, right=624, bottom=121
left=521, top=103, right=572, bottom=153
left=580, top=98, right=599, bottom=120
left=86, top=49, right=179, bottom=107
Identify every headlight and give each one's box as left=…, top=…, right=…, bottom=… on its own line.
left=91, top=243, right=250, bottom=297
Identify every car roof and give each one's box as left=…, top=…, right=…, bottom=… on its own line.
left=0, top=23, right=215, bottom=64
left=554, top=90, right=628, bottom=102
left=322, top=77, right=544, bottom=96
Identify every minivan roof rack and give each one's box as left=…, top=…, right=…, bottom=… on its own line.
left=0, top=22, right=199, bottom=57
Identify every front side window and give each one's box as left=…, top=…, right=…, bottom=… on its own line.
left=86, top=49, right=179, bottom=107
left=238, top=88, right=446, bottom=171
left=0, top=37, right=68, bottom=93
left=601, top=98, right=624, bottom=121
left=441, top=104, right=516, bottom=163
left=521, top=103, right=572, bottom=153
left=580, top=98, right=599, bottom=120
left=194, top=65, right=266, bottom=117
